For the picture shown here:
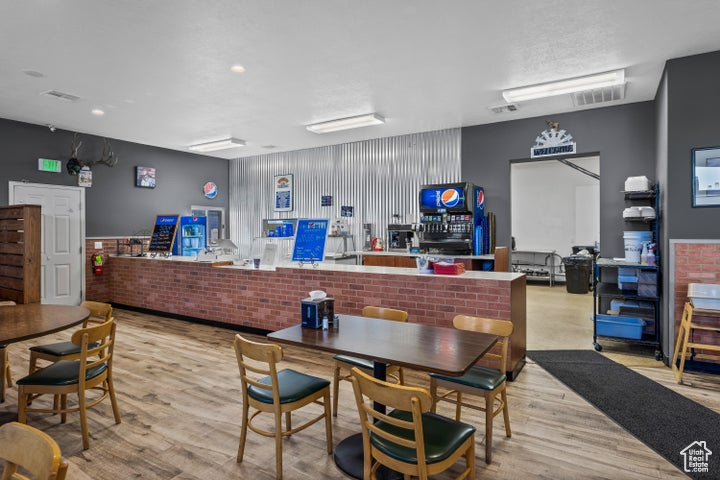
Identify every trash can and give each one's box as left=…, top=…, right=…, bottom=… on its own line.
left=563, top=255, right=593, bottom=294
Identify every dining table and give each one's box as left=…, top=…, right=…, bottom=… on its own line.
left=0, top=303, right=90, bottom=407
left=268, top=313, right=498, bottom=480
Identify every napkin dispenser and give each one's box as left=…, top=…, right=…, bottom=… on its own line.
left=301, top=297, right=335, bottom=328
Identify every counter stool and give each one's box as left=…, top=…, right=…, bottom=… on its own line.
left=671, top=301, right=720, bottom=383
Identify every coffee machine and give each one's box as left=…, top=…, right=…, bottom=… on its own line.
left=387, top=224, right=414, bottom=249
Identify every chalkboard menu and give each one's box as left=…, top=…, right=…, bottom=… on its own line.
left=292, top=219, right=329, bottom=263
left=148, top=214, right=180, bottom=252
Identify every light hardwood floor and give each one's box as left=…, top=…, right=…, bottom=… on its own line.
left=0, top=288, right=717, bottom=479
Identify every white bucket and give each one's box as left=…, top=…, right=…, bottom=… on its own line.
left=623, top=231, right=652, bottom=263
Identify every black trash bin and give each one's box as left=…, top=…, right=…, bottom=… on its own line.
left=563, top=255, right=593, bottom=294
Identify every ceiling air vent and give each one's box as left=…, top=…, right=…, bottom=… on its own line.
left=41, top=90, right=81, bottom=102
left=572, top=84, right=625, bottom=107
left=488, top=104, right=519, bottom=114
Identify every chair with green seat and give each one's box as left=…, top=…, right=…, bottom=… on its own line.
left=332, top=306, right=408, bottom=416
left=17, top=318, right=121, bottom=450
left=28, top=301, right=112, bottom=374
left=350, top=367, right=476, bottom=479
left=429, top=315, right=513, bottom=464
left=0, top=300, right=17, bottom=404
left=234, top=334, right=332, bottom=480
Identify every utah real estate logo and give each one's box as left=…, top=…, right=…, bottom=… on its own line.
left=681, top=441, right=712, bottom=474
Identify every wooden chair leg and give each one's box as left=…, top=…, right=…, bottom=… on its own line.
left=17, top=387, right=26, bottom=423
left=28, top=352, right=39, bottom=374
left=455, top=391, right=463, bottom=421
left=332, top=364, right=341, bottom=417
left=107, top=377, right=122, bottom=424
left=60, top=395, right=68, bottom=423
left=485, top=392, right=493, bottom=464
left=323, top=390, right=333, bottom=454
left=79, top=391, right=90, bottom=450
left=0, top=349, right=5, bottom=403
left=466, top=438, right=476, bottom=479
left=3, top=347, right=11, bottom=387
left=274, top=409, right=283, bottom=480
left=285, top=411, right=291, bottom=434
left=398, top=367, right=405, bottom=385
left=501, top=387, right=511, bottom=437
left=237, top=401, right=249, bottom=462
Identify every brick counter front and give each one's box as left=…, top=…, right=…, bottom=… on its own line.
left=101, top=256, right=526, bottom=377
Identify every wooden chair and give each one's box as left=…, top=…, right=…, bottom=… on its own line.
left=350, top=367, right=476, bottom=479
left=0, top=421, right=68, bottom=480
left=17, top=319, right=121, bottom=450
left=0, top=300, right=17, bottom=404
left=429, top=315, right=513, bottom=464
left=493, top=246, right=509, bottom=272
left=28, top=301, right=113, bottom=374
left=332, top=306, right=408, bottom=416
left=234, top=334, right=332, bottom=480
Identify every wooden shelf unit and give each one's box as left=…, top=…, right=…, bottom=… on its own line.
left=0, top=205, right=41, bottom=304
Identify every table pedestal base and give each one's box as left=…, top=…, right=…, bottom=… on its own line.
left=334, top=433, right=403, bottom=479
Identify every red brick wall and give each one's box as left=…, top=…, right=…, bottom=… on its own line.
left=97, top=255, right=526, bottom=373
left=673, top=242, right=720, bottom=359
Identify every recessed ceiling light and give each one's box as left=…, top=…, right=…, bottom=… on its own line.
left=230, top=65, right=246, bottom=73
left=189, top=138, right=246, bottom=152
left=91, top=108, right=105, bottom=116
left=306, top=113, right=385, bottom=134
left=502, top=69, right=625, bottom=103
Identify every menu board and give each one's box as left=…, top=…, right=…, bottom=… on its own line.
left=292, top=219, right=329, bottom=263
left=148, top=214, right=180, bottom=252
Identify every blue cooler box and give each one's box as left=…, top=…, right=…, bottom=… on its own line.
left=596, top=314, right=645, bottom=339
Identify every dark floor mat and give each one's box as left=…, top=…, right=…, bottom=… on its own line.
left=529, top=350, right=720, bottom=480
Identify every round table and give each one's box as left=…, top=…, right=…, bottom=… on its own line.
left=0, top=304, right=90, bottom=344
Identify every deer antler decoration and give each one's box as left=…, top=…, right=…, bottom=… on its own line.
left=84, top=139, right=119, bottom=168
left=66, top=134, right=118, bottom=175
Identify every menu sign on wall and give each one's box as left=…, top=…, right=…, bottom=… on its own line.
left=274, top=174, right=294, bottom=211
left=148, top=214, right=180, bottom=252
left=292, top=219, right=329, bottom=263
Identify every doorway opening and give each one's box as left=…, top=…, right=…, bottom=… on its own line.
left=510, top=155, right=600, bottom=285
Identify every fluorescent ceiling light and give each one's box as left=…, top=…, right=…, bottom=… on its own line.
left=306, top=113, right=385, bottom=134
left=189, top=138, right=245, bottom=152
left=502, top=69, right=625, bottom=103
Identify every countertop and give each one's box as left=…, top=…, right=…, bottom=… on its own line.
left=110, top=254, right=523, bottom=281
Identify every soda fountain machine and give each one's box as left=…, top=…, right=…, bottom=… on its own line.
left=417, top=182, right=488, bottom=255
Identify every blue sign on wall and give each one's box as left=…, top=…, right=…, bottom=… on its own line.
left=292, top=219, right=329, bottom=263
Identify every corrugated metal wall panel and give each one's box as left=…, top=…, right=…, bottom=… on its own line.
left=229, top=128, right=461, bottom=258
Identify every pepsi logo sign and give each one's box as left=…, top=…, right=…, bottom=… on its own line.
left=476, top=190, right=484, bottom=208
left=203, top=182, right=218, bottom=199
left=440, top=189, right=461, bottom=208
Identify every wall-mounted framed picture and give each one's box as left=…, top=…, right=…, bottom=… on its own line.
left=274, top=174, right=293, bottom=211
left=692, top=146, right=720, bottom=207
left=136, top=166, right=156, bottom=188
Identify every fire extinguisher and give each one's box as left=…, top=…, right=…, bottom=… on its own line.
left=92, top=252, right=104, bottom=275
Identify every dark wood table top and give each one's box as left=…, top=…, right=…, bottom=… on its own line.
left=0, top=304, right=90, bottom=344
left=268, top=314, right=498, bottom=376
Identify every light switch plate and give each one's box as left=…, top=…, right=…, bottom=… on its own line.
left=94, top=241, right=104, bottom=250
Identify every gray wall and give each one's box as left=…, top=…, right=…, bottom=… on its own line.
left=462, top=102, right=657, bottom=258
left=655, top=68, right=670, bottom=356
left=664, top=50, right=720, bottom=238
left=0, top=118, right=229, bottom=236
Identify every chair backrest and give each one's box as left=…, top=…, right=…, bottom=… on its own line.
left=80, top=301, right=112, bottom=326
left=361, top=306, right=408, bottom=323
left=452, top=315, right=513, bottom=372
left=493, top=246, right=509, bottom=272
left=70, top=318, right=116, bottom=378
left=0, top=421, right=68, bottom=480
left=0, top=301, right=16, bottom=306
left=233, top=335, right=283, bottom=403
left=350, top=368, right=433, bottom=468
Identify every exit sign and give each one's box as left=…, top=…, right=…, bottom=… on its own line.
left=38, top=158, right=62, bottom=173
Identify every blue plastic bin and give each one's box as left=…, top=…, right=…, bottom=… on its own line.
left=596, top=314, right=645, bottom=339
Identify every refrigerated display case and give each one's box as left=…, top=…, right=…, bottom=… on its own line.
left=172, top=216, right=207, bottom=256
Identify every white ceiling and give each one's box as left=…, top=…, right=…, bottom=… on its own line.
left=2, top=0, right=720, bottom=159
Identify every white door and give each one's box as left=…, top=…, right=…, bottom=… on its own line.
left=9, top=182, right=85, bottom=305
